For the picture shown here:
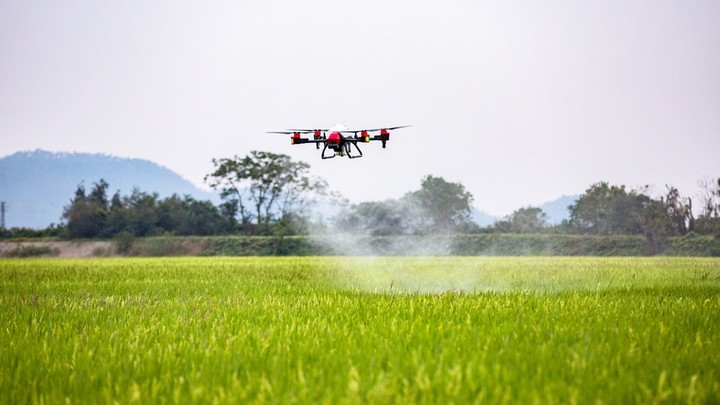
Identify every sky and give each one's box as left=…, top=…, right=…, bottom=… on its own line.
left=1, top=0, right=719, bottom=216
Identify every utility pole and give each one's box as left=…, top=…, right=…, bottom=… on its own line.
left=0, top=201, right=5, bottom=229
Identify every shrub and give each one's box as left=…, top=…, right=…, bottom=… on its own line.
left=3, top=245, right=60, bottom=258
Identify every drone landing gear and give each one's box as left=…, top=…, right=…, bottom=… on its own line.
left=346, top=141, right=363, bottom=159
left=321, top=143, right=335, bottom=159
left=321, top=142, right=364, bottom=159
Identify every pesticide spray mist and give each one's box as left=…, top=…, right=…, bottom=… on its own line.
left=308, top=200, right=494, bottom=294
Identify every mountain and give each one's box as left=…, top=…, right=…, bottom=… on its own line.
left=0, top=149, right=580, bottom=230
left=538, top=195, right=578, bottom=225
left=0, top=150, right=216, bottom=229
left=471, top=195, right=579, bottom=227
left=470, top=209, right=499, bottom=227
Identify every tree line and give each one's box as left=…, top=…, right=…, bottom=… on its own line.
left=334, top=179, right=720, bottom=251
left=2, top=151, right=719, bottom=245
left=60, top=179, right=235, bottom=238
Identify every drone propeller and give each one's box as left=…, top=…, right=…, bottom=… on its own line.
left=339, top=125, right=411, bottom=134
left=287, top=128, right=329, bottom=133
left=267, top=128, right=330, bottom=135
left=267, top=125, right=409, bottom=151
left=270, top=126, right=409, bottom=135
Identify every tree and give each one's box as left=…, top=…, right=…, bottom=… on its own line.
left=495, top=207, right=548, bottom=233
left=156, top=194, right=189, bottom=234
left=696, top=177, right=720, bottom=235
left=335, top=175, right=475, bottom=235
left=403, top=175, right=474, bottom=234
left=568, top=182, right=685, bottom=253
left=568, top=182, right=646, bottom=234
left=103, top=190, right=129, bottom=237
left=205, top=151, right=327, bottom=234
left=62, top=180, right=234, bottom=238
left=662, top=185, right=693, bottom=235
left=638, top=197, right=674, bottom=253
left=156, top=194, right=233, bottom=236
left=335, top=200, right=412, bottom=236
left=62, top=180, right=110, bottom=238
left=124, top=189, right=159, bottom=237
left=699, top=177, right=720, bottom=218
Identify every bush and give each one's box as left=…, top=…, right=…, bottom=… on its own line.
left=450, top=234, right=647, bottom=256
left=36, top=234, right=718, bottom=257
left=3, top=245, right=60, bottom=258
left=112, top=231, right=135, bottom=254
left=665, top=233, right=720, bottom=257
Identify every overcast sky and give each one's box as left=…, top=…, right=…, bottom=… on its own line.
left=2, top=0, right=718, bottom=216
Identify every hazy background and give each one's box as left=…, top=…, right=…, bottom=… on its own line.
left=2, top=0, right=718, bottom=217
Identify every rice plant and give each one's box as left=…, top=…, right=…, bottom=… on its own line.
left=1, top=257, right=718, bottom=403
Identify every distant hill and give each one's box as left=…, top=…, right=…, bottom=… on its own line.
left=470, top=209, right=499, bottom=227
left=0, top=150, right=216, bottom=229
left=538, top=195, right=578, bottom=225
left=0, top=149, right=580, bottom=230
left=471, top=195, right=578, bottom=227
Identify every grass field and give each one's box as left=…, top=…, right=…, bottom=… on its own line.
left=1, top=257, right=719, bottom=403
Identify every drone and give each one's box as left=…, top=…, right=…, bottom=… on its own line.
left=268, top=124, right=410, bottom=159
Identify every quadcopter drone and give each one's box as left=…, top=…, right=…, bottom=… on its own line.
left=268, top=124, right=410, bottom=159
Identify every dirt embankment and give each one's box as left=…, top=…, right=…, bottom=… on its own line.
left=0, top=241, right=115, bottom=258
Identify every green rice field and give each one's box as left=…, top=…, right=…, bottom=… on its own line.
left=1, top=257, right=719, bottom=403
